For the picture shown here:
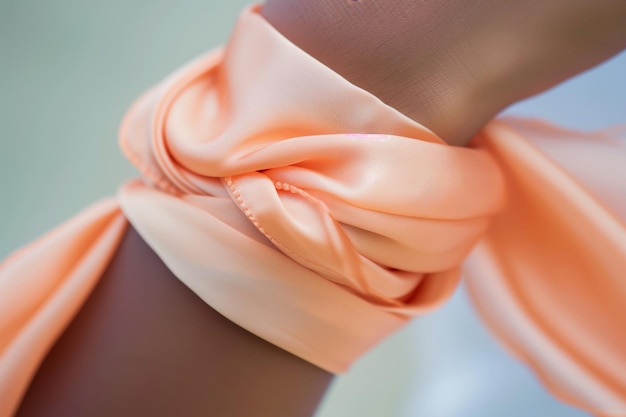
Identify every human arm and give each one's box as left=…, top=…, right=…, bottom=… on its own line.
left=262, top=0, right=626, bottom=145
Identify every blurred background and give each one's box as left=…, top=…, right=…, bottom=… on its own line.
left=1, top=1, right=624, bottom=416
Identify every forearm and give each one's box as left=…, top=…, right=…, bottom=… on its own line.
left=262, top=0, right=626, bottom=145
left=15, top=226, right=333, bottom=417
left=261, top=0, right=483, bottom=145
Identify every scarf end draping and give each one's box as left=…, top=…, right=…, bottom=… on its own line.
left=0, top=198, right=127, bottom=417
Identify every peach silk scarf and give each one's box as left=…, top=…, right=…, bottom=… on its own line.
left=1, top=6, right=624, bottom=417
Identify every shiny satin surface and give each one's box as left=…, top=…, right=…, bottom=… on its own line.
left=465, top=120, right=626, bottom=416
left=0, top=5, right=624, bottom=417
left=117, top=4, right=505, bottom=372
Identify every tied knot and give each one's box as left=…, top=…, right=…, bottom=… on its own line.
left=118, top=8, right=506, bottom=314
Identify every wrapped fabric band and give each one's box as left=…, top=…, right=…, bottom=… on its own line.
left=116, top=5, right=505, bottom=371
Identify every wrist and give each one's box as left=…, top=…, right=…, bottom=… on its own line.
left=262, top=0, right=626, bottom=146
left=261, top=0, right=502, bottom=146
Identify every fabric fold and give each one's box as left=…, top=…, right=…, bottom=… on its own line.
left=0, top=200, right=127, bottom=417
left=0, top=4, right=624, bottom=417
left=114, top=5, right=505, bottom=370
left=465, top=119, right=626, bottom=416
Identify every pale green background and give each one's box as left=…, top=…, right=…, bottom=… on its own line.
left=1, top=1, right=624, bottom=416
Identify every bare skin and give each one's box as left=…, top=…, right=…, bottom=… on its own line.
left=262, top=0, right=626, bottom=145
left=14, top=1, right=626, bottom=416
left=15, top=226, right=333, bottom=417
